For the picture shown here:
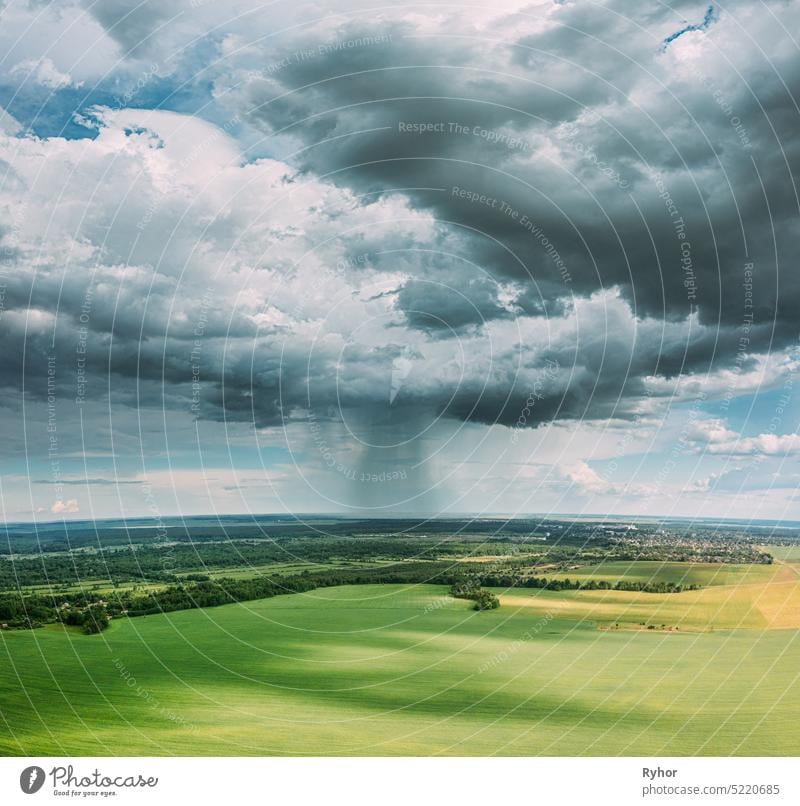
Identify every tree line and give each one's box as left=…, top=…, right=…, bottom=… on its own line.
left=467, top=571, right=699, bottom=593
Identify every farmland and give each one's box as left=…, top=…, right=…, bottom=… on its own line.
left=2, top=573, right=799, bottom=755
left=1, top=518, right=799, bottom=755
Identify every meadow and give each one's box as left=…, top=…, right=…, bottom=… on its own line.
left=2, top=568, right=799, bottom=756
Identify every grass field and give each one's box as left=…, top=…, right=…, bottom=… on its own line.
left=766, top=544, right=800, bottom=563
left=2, top=573, right=800, bottom=756
left=545, top=560, right=779, bottom=588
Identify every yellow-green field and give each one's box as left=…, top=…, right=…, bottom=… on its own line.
left=524, top=560, right=800, bottom=631
left=2, top=562, right=799, bottom=756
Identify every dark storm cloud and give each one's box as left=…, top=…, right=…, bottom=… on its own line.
left=239, top=6, right=799, bottom=349
left=394, top=275, right=516, bottom=333
left=2, top=0, right=798, bottom=446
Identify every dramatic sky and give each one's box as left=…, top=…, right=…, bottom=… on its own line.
left=0, top=0, right=799, bottom=521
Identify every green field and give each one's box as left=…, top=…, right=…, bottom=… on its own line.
left=2, top=580, right=799, bottom=756
left=546, top=560, right=778, bottom=588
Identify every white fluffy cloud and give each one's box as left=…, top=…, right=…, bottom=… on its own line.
left=565, top=460, right=656, bottom=498
left=50, top=498, right=80, bottom=514
left=688, top=419, right=800, bottom=457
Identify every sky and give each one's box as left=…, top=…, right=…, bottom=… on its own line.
left=0, top=0, right=798, bottom=523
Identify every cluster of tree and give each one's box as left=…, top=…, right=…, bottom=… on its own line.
left=557, top=577, right=692, bottom=593
left=0, top=592, right=114, bottom=633
left=472, top=589, right=501, bottom=610
left=449, top=579, right=500, bottom=611
left=61, top=603, right=111, bottom=634
left=473, top=572, right=698, bottom=593
left=0, top=595, right=51, bottom=626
